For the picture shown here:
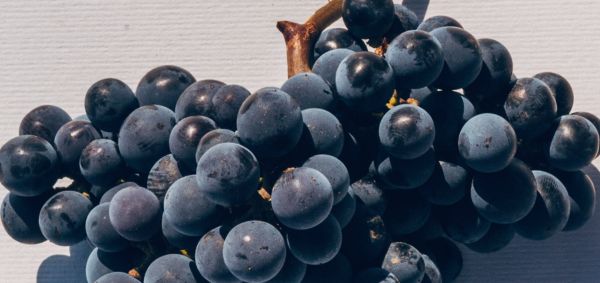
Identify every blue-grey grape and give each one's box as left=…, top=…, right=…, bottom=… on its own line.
left=174, top=79, right=226, bottom=121
left=136, top=65, right=195, bottom=110
left=281, top=73, right=335, bottom=110
left=195, top=129, right=240, bottom=162
left=85, top=78, right=139, bottom=132
left=39, top=191, right=93, bottom=246
left=303, top=154, right=350, bottom=204
left=313, top=28, right=366, bottom=60
left=195, top=226, right=241, bottom=283
left=379, top=104, right=435, bottom=159
left=430, top=27, right=482, bottom=90
left=79, top=139, right=125, bottom=186
left=144, top=254, right=204, bottom=283
left=534, top=72, right=574, bottom=116
left=85, top=203, right=128, bottom=252
left=504, top=78, right=557, bottom=140
left=286, top=215, right=342, bottom=265
left=19, top=105, right=72, bottom=145
left=342, top=0, right=394, bottom=39
left=168, top=115, right=216, bottom=169
left=108, top=186, right=161, bottom=241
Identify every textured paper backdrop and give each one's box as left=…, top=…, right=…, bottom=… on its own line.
left=1, top=0, right=600, bottom=282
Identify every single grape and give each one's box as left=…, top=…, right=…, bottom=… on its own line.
left=465, top=223, right=515, bottom=253
left=0, top=135, right=58, bottom=197
left=85, top=203, right=128, bottom=252
left=381, top=242, right=425, bottom=283
left=342, top=204, right=388, bottom=268
left=342, top=0, right=395, bottom=39
left=375, top=148, right=436, bottom=190
left=303, top=154, right=349, bottom=204
left=572, top=111, right=600, bottom=156
left=19, top=105, right=71, bottom=145
left=385, top=30, right=444, bottom=89
left=164, top=175, right=223, bottom=236
left=85, top=78, right=139, bottom=132
left=384, top=4, right=420, bottom=40
left=174, top=79, right=226, bottom=121
left=504, top=78, right=557, bottom=140
left=544, top=115, right=599, bottom=171
left=118, top=105, right=176, bottom=173
left=458, top=113, right=517, bottom=173
left=54, top=120, right=102, bottom=174
left=265, top=249, right=306, bottom=283
left=417, top=15, right=463, bottom=32
left=109, top=186, right=161, bottom=241
left=430, top=27, right=482, bottom=90
left=160, top=214, right=201, bottom=252
left=514, top=170, right=570, bottom=240
left=223, top=221, right=286, bottom=283
left=384, top=191, right=432, bottom=236
left=353, top=268, right=399, bottom=283
left=440, top=198, right=491, bottom=244
left=1, top=192, right=49, bottom=244
left=39, top=191, right=93, bottom=246
left=331, top=191, right=356, bottom=228
left=534, top=72, right=574, bottom=116
left=95, top=272, right=141, bottom=283
left=419, top=90, right=476, bottom=161
left=147, top=154, right=183, bottom=202
left=335, top=51, right=395, bottom=113
left=99, top=182, right=141, bottom=204
left=465, top=39, right=513, bottom=107
left=301, top=254, right=353, bottom=283
left=418, top=161, right=470, bottom=206
left=419, top=238, right=462, bottom=282
left=300, top=109, right=345, bottom=157
left=550, top=169, right=596, bottom=231
left=195, top=129, right=240, bottom=162
left=136, top=65, right=196, bottom=110
left=85, top=247, right=144, bottom=283
left=422, top=254, right=442, bottom=283
left=271, top=167, right=333, bottom=230
left=236, top=87, right=304, bottom=158
left=212, top=84, right=251, bottom=130
left=313, top=28, right=367, bottom=60
left=471, top=159, right=537, bottom=224
left=281, top=72, right=335, bottom=110
left=195, top=226, right=241, bottom=283
left=379, top=104, right=435, bottom=159
left=196, top=143, right=260, bottom=207
left=286, top=215, right=342, bottom=265
left=79, top=139, right=125, bottom=186
left=169, top=115, right=217, bottom=169
left=312, top=48, right=355, bottom=90
left=144, top=254, right=204, bottom=283
left=350, top=172, right=386, bottom=214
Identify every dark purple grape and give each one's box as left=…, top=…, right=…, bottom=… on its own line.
left=271, top=167, right=333, bottom=230
left=196, top=143, right=260, bottom=207
left=195, top=129, right=240, bottom=162
left=458, top=113, right=517, bottom=173
left=312, top=48, right=355, bottom=90
left=79, top=139, right=125, bottom=186
left=144, top=254, right=204, bottom=283
left=430, top=27, right=482, bottom=90
left=223, top=221, right=286, bottom=283
left=418, top=161, right=470, bottom=206
left=39, top=191, right=93, bottom=246
left=331, top=191, right=356, bottom=228
left=286, top=215, right=342, bottom=265
left=465, top=223, right=515, bottom=253
left=265, top=249, right=306, bottom=283
left=375, top=148, right=436, bottom=190
left=419, top=90, right=476, bottom=160
left=164, top=175, right=223, bottom=236
left=471, top=159, right=537, bottom=224
left=419, top=238, right=462, bottom=282
left=95, top=272, right=141, bottom=283
left=160, top=214, right=201, bottom=253
left=85, top=247, right=144, bottom=283
left=195, top=226, right=241, bottom=283
left=379, top=104, right=435, bottom=159
left=440, top=198, right=491, bottom=244
left=1, top=192, right=49, bottom=244
left=85, top=203, right=128, bottom=252
left=54, top=120, right=102, bottom=174
left=422, top=254, right=442, bottom=283
left=301, top=254, right=353, bottom=283
left=147, top=154, right=183, bottom=202
left=236, top=87, right=303, bottom=158
left=550, top=169, right=596, bottom=231
left=342, top=203, right=388, bottom=269
left=544, top=115, right=599, bottom=171
left=99, top=182, right=141, bottom=204
left=300, top=108, right=345, bottom=157
left=335, top=52, right=395, bottom=113
left=504, top=78, right=557, bottom=140
left=174, top=79, right=226, bottom=121
left=109, top=186, right=161, bottom=241
left=314, top=28, right=367, bottom=60
left=0, top=135, right=58, bottom=197
left=384, top=191, right=432, bottom=236
left=168, top=115, right=216, bottom=169
left=303, top=154, right=349, bottom=204
left=417, top=15, right=463, bottom=32
left=212, top=84, right=251, bottom=130
left=19, top=105, right=71, bottom=145
left=385, top=30, right=444, bottom=89
left=136, top=65, right=196, bottom=110
left=534, top=72, right=574, bottom=116
left=353, top=268, right=399, bottom=283
left=465, top=39, right=513, bottom=107
left=85, top=78, right=139, bottom=132
left=351, top=172, right=386, bottom=214
left=384, top=4, right=420, bottom=40
left=281, top=72, right=335, bottom=110
left=572, top=112, right=600, bottom=156
left=118, top=105, right=176, bottom=173
left=381, top=242, right=425, bottom=283
left=515, top=170, right=570, bottom=240
left=342, top=0, right=394, bottom=39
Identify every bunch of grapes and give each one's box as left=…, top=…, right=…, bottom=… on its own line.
left=1, top=0, right=598, bottom=282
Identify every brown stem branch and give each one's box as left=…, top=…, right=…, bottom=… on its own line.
left=277, top=0, right=344, bottom=78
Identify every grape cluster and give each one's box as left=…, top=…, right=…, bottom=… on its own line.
left=1, top=1, right=599, bottom=282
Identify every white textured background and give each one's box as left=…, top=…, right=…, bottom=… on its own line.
left=1, top=0, right=600, bottom=282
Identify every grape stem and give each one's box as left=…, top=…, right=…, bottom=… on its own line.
left=277, top=0, right=343, bottom=77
